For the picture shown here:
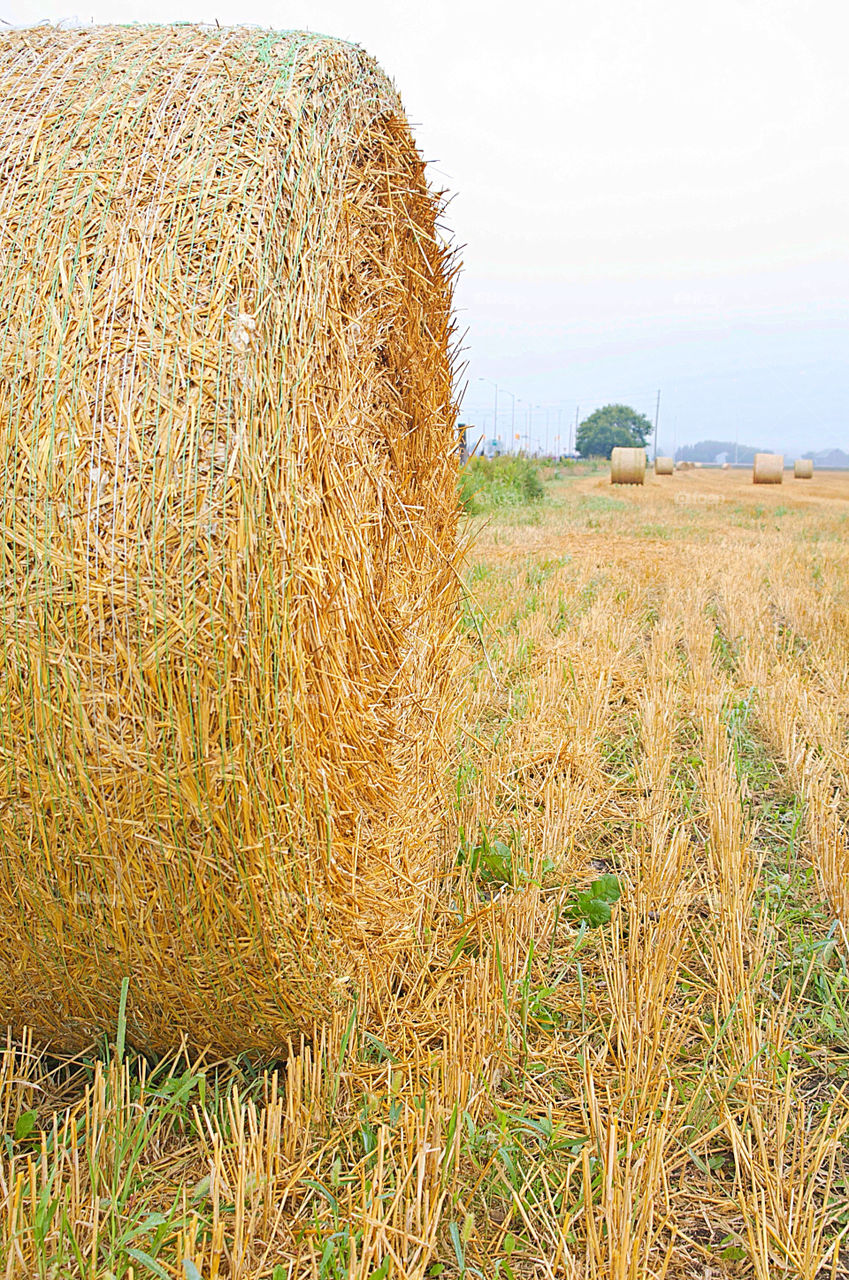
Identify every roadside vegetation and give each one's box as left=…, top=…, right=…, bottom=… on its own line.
left=3, top=467, right=849, bottom=1279
left=459, top=454, right=545, bottom=513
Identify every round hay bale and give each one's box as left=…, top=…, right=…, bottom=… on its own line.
left=654, top=456, right=674, bottom=475
left=794, top=458, right=814, bottom=479
left=753, top=453, right=784, bottom=484
left=0, top=26, right=460, bottom=1053
left=610, top=446, right=646, bottom=485
left=721, top=462, right=731, bottom=470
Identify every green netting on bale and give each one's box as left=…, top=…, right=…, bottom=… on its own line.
left=0, top=25, right=460, bottom=1053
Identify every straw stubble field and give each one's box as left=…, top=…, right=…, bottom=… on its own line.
left=2, top=465, right=849, bottom=1278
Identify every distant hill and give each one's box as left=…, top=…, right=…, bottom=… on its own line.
left=810, top=448, right=849, bottom=468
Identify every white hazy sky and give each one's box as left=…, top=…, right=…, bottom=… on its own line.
left=3, top=0, right=847, bottom=455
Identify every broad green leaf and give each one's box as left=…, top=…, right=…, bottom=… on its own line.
left=570, top=893, right=612, bottom=928
left=588, top=874, right=621, bottom=903
left=125, top=1248, right=171, bottom=1280
left=568, top=875, right=621, bottom=927
left=13, top=1110, right=36, bottom=1142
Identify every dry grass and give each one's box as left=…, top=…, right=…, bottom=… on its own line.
left=2, top=465, right=849, bottom=1277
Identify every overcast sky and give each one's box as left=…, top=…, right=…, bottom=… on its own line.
left=3, top=0, right=847, bottom=455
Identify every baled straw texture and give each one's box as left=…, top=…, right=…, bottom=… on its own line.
left=654, top=456, right=674, bottom=476
left=794, top=458, right=814, bottom=479
left=0, top=25, right=460, bottom=1053
left=610, top=446, right=646, bottom=486
left=753, top=452, right=784, bottom=484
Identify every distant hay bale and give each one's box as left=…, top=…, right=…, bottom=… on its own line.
left=753, top=453, right=784, bottom=484
left=610, top=447, right=646, bottom=485
left=0, top=26, right=460, bottom=1052
left=654, top=456, right=674, bottom=475
left=675, top=460, right=694, bottom=471
left=721, top=462, right=731, bottom=470
left=794, top=459, right=814, bottom=479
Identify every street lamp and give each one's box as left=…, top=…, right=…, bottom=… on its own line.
left=478, top=377, right=499, bottom=448
left=516, top=399, right=528, bottom=456
left=502, top=389, right=516, bottom=443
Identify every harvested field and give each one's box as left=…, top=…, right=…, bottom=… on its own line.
left=2, top=464, right=849, bottom=1277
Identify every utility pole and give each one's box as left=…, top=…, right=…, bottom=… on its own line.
left=473, top=373, right=501, bottom=450
left=653, top=389, right=661, bottom=461
left=499, top=390, right=516, bottom=448
left=573, top=405, right=580, bottom=455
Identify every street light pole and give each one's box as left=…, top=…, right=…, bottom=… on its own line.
left=502, top=390, right=515, bottom=447
left=478, top=377, right=500, bottom=451
left=653, top=389, right=661, bottom=462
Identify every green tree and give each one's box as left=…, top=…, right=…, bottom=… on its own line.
left=576, top=404, right=653, bottom=459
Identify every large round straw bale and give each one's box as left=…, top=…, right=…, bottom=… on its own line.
left=0, top=26, right=460, bottom=1052
left=654, top=456, right=674, bottom=475
left=794, top=458, right=814, bottom=479
left=610, top=446, right=646, bottom=485
left=753, top=453, right=784, bottom=484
